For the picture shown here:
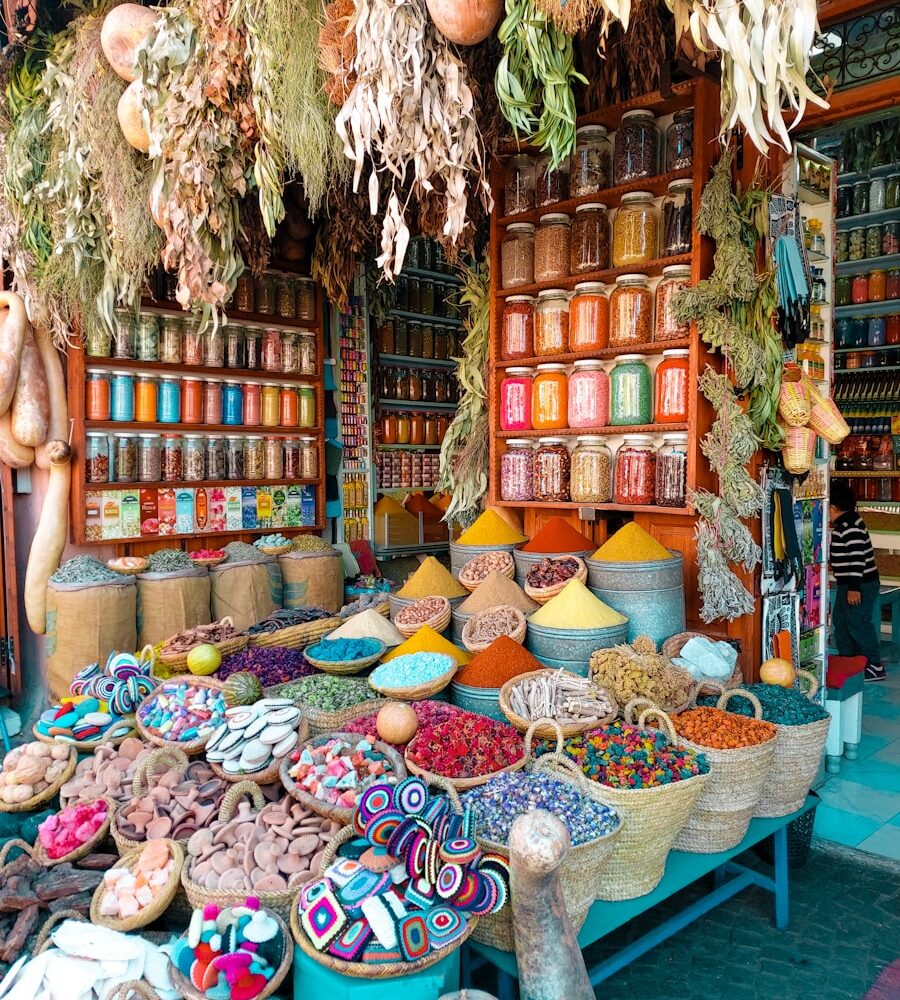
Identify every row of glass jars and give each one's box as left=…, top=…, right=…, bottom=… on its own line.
left=377, top=318, right=462, bottom=359
left=837, top=175, right=900, bottom=219
left=838, top=223, right=900, bottom=263
left=501, top=266, right=691, bottom=359
left=405, top=236, right=456, bottom=274
left=503, top=109, right=694, bottom=216
left=228, top=273, right=316, bottom=321
left=85, top=432, right=318, bottom=484
left=835, top=314, right=900, bottom=349
left=378, top=411, right=451, bottom=446
left=499, top=433, right=688, bottom=507
left=500, top=182, right=690, bottom=289
left=395, top=275, right=461, bottom=318
left=379, top=369, right=460, bottom=405
left=500, top=350, right=690, bottom=431
left=86, top=371, right=316, bottom=428
left=835, top=269, right=900, bottom=306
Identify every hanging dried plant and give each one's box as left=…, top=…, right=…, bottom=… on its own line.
left=237, top=195, right=272, bottom=277
left=319, top=0, right=356, bottom=108
left=532, top=0, right=629, bottom=37
left=311, top=182, right=378, bottom=313
left=458, top=34, right=506, bottom=154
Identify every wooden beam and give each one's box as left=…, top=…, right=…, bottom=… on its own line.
left=817, top=0, right=894, bottom=26
left=800, top=75, right=900, bottom=131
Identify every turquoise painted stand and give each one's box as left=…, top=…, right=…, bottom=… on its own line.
left=293, top=944, right=460, bottom=1000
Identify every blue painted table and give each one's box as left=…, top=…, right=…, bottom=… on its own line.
left=463, top=797, right=817, bottom=998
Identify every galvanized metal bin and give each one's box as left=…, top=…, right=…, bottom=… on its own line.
left=526, top=620, right=629, bottom=677
left=450, top=541, right=519, bottom=580
left=450, top=681, right=505, bottom=722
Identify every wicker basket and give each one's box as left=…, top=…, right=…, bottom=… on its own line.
left=158, top=619, right=249, bottom=672
left=103, top=982, right=162, bottom=1000
left=777, top=364, right=811, bottom=427
left=304, top=640, right=387, bottom=676
left=258, top=543, right=294, bottom=556
left=461, top=606, right=527, bottom=653
left=210, top=715, right=310, bottom=786
left=0, top=745, right=77, bottom=814
left=135, top=676, right=225, bottom=755
left=33, top=907, right=88, bottom=956
left=782, top=425, right=817, bottom=474
left=523, top=557, right=588, bottom=605
left=661, top=632, right=743, bottom=697
left=458, top=552, right=516, bottom=592
left=249, top=616, right=342, bottom=651
left=32, top=722, right=138, bottom=752
left=111, top=747, right=191, bottom=856
left=90, top=839, right=185, bottom=931
left=279, top=731, right=407, bottom=824
left=672, top=687, right=777, bottom=853
left=188, top=554, right=226, bottom=568
left=107, top=558, right=149, bottom=576
left=369, top=654, right=457, bottom=702
left=31, top=796, right=116, bottom=867
left=394, top=598, right=452, bottom=638
left=498, top=669, right=617, bottom=739
left=804, top=377, right=850, bottom=445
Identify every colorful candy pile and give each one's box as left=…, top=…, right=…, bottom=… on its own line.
left=171, top=898, right=285, bottom=1000
left=38, top=798, right=108, bottom=859
left=287, top=737, right=397, bottom=810
left=98, top=839, right=176, bottom=920
left=35, top=696, right=135, bottom=745
left=295, top=777, right=508, bottom=965
left=697, top=684, right=830, bottom=726
left=306, top=637, right=384, bottom=663
left=406, top=713, right=524, bottom=781
left=0, top=741, right=71, bottom=806
left=343, top=701, right=467, bottom=750
left=137, top=681, right=228, bottom=746
left=369, top=653, right=455, bottom=694
left=206, top=699, right=302, bottom=776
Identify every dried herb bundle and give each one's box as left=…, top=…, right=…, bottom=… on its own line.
left=311, top=182, right=378, bottom=313
left=319, top=0, right=356, bottom=107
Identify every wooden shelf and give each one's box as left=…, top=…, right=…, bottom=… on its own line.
left=82, top=356, right=321, bottom=384
left=85, top=421, right=321, bottom=436
left=84, top=478, right=322, bottom=490
left=377, top=444, right=443, bottom=451
left=497, top=423, right=688, bottom=439
left=106, top=525, right=326, bottom=544
left=492, top=500, right=692, bottom=515
left=495, top=254, right=692, bottom=299
left=836, top=208, right=900, bottom=231
left=141, top=300, right=318, bottom=333
left=377, top=400, right=458, bottom=412
left=378, top=354, right=457, bottom=370
left=492, top=339, right=691, bottom=369
left=832, top=470, right=900, bottom=478
left=834, top=299, right=899, bottom=318
left=390, top=309, right=464, bottom=328
left=402, top=267, right=462, bottom=286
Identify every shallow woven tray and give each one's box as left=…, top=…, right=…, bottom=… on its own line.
left=107, top=559, right=149, bottom=576
left=0, top=745, right=77, bottom=814
left=461, top=606, right=527, bottom=652
left=135, top=676, right=225, bottom=755
left=304, top=640, right=387, bottom=676
left=210, top=715, right=309, bottom=785
left=403, top=733, right=528, bottom=791
left=32, top=722, right=138, bottom=752
left=523, top=557, right=588, bottom=604
left=394, top=598, right=452, bottom=639
left=458, top=551, right=516, bottom=592
left=499, top=669, right=618, bottom=739
left=259, top=543, right=294, bottom=556
left=90, top=838, right=184, bottom=932
left=661, top=632, right=743, bottom=696
left=249, top=616, right=342, bottom=651
left=368, top=655, right=457, bottom=702
left=159, top=633, right=249, bottom=672
left=188, top=554, right=226, bottom=568
left=31, top=796, right=116, bottom=867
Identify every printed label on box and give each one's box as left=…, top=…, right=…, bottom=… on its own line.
left=176, top=489, right=195, bottom=535
left=241, top=487, right=259, bottom=530
left=194, top=487, right=210, bottom=532
left=226, top=487, right=243, bottom=531
left=301, top=485, right=316, bottom=526
left=140, top=489, right=159, bottom=536
left=158, top=488, right=177, bottom=536
left=120, top=489, right=141, bottom=538
left=208, top=487, right=227, bottom=533
left=102, top=493, right=122, bottom=540
left=84, top=492, right=103, bottom=541
left=286, top=485, right=302, bottom=527
left=271, top=486, right=287, bottom=528
left=257, top=487, right=273, bottom=529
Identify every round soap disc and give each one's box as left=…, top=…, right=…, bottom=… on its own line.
left=272, top=732, right=298, bottom=759
left=259, top=723, right=294, bottom=746
left=263, top=706, right=301, bottom=725
left=242, top=716, right=269, bottom=740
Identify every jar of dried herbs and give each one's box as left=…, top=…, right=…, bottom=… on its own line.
left=184, top=435, right=206, bottom=481
left=505, top=154, right=536, bottom=216
left=534, top=438, right=570, bottom=502
left=570, top=125, right=611, bottom=196
left=245, top=435, right=264, bottom=479
left=535, top=213, right=571, bottom=282
left=661, top=179, right=692, bottom=257
left=570, top=436, right=612, bottom=503
left=114, top=434, right=138, bottom=483
left=571, top=202, right=610, bottom=274
left=614, top=110, right=659, bottom=184
left=665, top=108, right=694, bottom=171
left=535, top=152, right=569, bottom=207
left=501, top=223, right=535, bottom=289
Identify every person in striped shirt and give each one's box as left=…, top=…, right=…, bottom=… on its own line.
left=829, top=481, right=884, bottom=682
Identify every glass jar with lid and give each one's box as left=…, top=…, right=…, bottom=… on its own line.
left=299, top=386, right=315, bottom=427
left=299, top=436, right=318, bottom=479
left=571, top=203, right=610, bottom=274
left=408, top=277, right=421, bottom=312
left=661, top=179, right=692, bottom=257
left=870, top=270, right=886, bottom=302
left=532, top=363, right=568, bottom=430
left=887, top=174, right=900, bottom=210
left=849, top=227, right=866, bottom=261
left=261, top=329, right=282, bottom=372
left=161, top=434, right=184, bottom=482
left=134, top=314, right=159, bottom=362
left=852, top=273, right=869, bottom=304
left=613, top=109, right=659, bottom=184
left=181, top=377, right=203, bottom=424
left=655, top=264, right=692, bottom=341
left=570, top=125, right=611, bottom=196
left=852, top=180, right=869, bottom=217
left=298, top=333, right=316, bottom=375
left=159, top=316, right=182, bottom=364
left=204, top=329, right=225, bottom=368
left=883, top=221, right=899, bottom=255
left=665, top=108, right=694, bottom=171
left=283, top=438, right=300, bottom=480
left=179, top=321, right=202, bottom=366
left=206, top=435, right=225, bottom=479
left=655, top=432, right=688, bottom=507
left=434, top=326, right=451, bottom=361
left=420, top=279, right=435, bottom=317
left=887, top=269, right=900, bottom=300
left=111, top=371, right=135, bottom=422
left=837, top=185, right=852, bottom=218
left=866, top=224, right=883, bottom=259
left=241, top=382, right=260, bottom=425
left=534, top=213, right=571, bottom=282
left=255, top=274, right=275, bottom=315
left=85, top=323, right=112, bottom=359
left=280, top=386, right=299, bottom=426
left=226, top=436, right=244, bottom=479
left=264, top=436, right=283, bottom=479
left=834, top=275, right=852, bottom=307
left=281, top=332, right=299, bottom=374
left=244, top=329, right=262, bottom=370
left=568, top=360, right=609, bottom=429
left=138, top=433, right=161, bottom=482
left=86, top=370, right=111, bottom=421
left=225, top=325, right=244, bottom=369
left=113, top=313, right=136, bottom=360
left=421, top=323, right=435, bottom=359
left=505, top=154, right=536, bottom=216
left=86, top=432, right=110, bottom=483
left=612, top=191, right=659, bottom=267
left=244, top=435, right=264, bottom=479
left=222, top=381, right=243, bottom=425
left=535, top=151, right=569, bottom=207
left=408, top=368, right=423, bottom=402
left=500, top=367, right=534, bottom=431
left=614, top=435, right=656, bottom=504
left=609, top=354, right=651, bottom=425
left=275, top=276, right=295, bottom=319
left=409, top=412, right=425, bottom=445
left=114, top=434, right=137, bottom=483
left=501, top=223, right=535, bottom=289
left=533, top=438, right=570, bottom=502
left=133, top=375, right=157, bottom=424
left=500, top=440, right=535, bottom=502
left=570, top=436, right=612, bottom=503
left=836, top=231, right=849, bottom=264
left=869, top=176, right=886, bottom=213
left=235, top=274, right=255, bottom=313
left=261, top=384, right=280, bottom=427
left=535, top=288, right=569, bottom=356
left=569, top=282, right=609, bottom=352
left=609, top=274, right=652, bottom=347
left=296, top=279, right=316, bottom=322
left=155, top=376, right=179, bottom=423
left=654, top=348, right=690, bottom=422
left=184, top=435, right=206, bottom=481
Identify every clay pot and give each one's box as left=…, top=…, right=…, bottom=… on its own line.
left=425, top=0, right=502, bottom=44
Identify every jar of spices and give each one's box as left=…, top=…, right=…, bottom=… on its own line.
left=396, top=413, right=411, bottom=446
left=661, top=179, right=692, bottom=257
left=500, top=440, right=535, bottom=502
left=533, top=438, right=570, bottom=502
left=298, top=333, right=316, bottom=374
left=836, top=231, right=849, bottom=264
left=86, top=433, right=110, bottom=483
left=535, top=213, right=571, bottom=282
left=235, top=274, right=254, bottom=313
left=283, top=439, right=299, bottom=480
left=275, top=276, right=295, bottom=319
left=226, top=436, right=244, bottom=479
left=135, top=375, right=158, bottom=424
left=159, top=317, right=183, bottom=364
left=408, top=368, right=423, bottom=402
left=655, top=348, right=690, bottom=422
left=665, top=108, right=694, bottom=171
left=570, top=436, right=612, bottom=503
left=568, top=359, right=609, bottom=428
left=408, top=323, right=423, bottom=358
left=887, top=314, right=900, bottom=343
left=421, top=324, right=435, bottom=359
left=613, top=191, right=659, bottom=267
left=535, top=151, right=569, bottom=207
left=410, top=412, right=425, bottom=445
left=85, top=324, right=112, bottom=358
left=139, top=433, right=161, bottom=482
left=501, top=223, right=535, bottom=289
left=852, top=180, right=869, bottom=217
left=834, top=317, right=853, bottom=348
left=244, top=330, right=262, bottom=370
left=434, top=326, right=451, bottom=361
left=505, top=154, right=535, bottom=216
left=868, top=317, right=886, bottom=347
left=183, top=435, right=205, bottom=481
left=849, top=228, right=866, bottom=261
left=222, top=381, right=243, bottom=425
left=206, top=436, right=225, bottom=480
left=834, top=275, right=852, bottom=307
left=109, top=371, right=135, bottom=423
left=262, top=329, right=282, bottom=371
left=614, top=109, right=659, bottom=184
left=424, top=414, right=439, bottom=445
left=883, top=222, right=899, bottom=256
left=887, top=269, right=900, bottom=300
left=609, top=274, right=653, bottom=347
left=535, top=288, right=569, bottom=356
left=655, top=264, right=691, bottom=341
left=115, top=435, right=137, bottom=482
left=181, top=377, right=203, bottom=425
left=244, top=435, right=264, bottom=479
left=500, top=367, right=534, bottom=431
left=113, top=314, right=136, bottom=360
left=255, top=274, right=275, bottom=315
left=571, top=202, right=610, bottom=274
left=851, top=317, right=867, bottom=347
left=86, top=370, right=111, bottom=421
left=434, top=372, right=451, bottom=403
left=570, top=125, right=611, bottom=196
left=569, top=282, right=609, bottom=352
left=852, top=273, right=869, bottom=304
left=225, top=326, right=244, bottom=369
left=420, top=279, right=435, bottom=317
left=378, top=322, right=394, bottom=355
left=182, top=322, right=203, bottom=367
left=161, top=434, right=184, bottom=482
left=280, top=386, right=299, bottom=426
left=656, top=432, right=688, bottom=507
left=264, top=436, right=283, bottom=479
left=532, top=363, right=568, bottom=430
left=300, top=437, right=318, bottom=479
left=870, top=270, right=886, bottom=302
left=421, top=371, right=435, bottom=403
left=281, top=332, right=299, bottom=374
left=609, top=354, right=651, bottom=425
left=866, top=225, right=883, bottom=259
left=614, top=435, right=656, bottom=505
left=261, top=384, right=280, bottom=427
left=393, top=368, right=409, bottom=400
left=134, top=315, right=159, bottom=362
left=296, top=279, right=315, bottom=322
left=888, top=174, right=900, bottom=210
left=241, top=382, right=261, bottom=426
left=299, top=386, right=315, bottom=427
left=869, top=176, right=886, bottom=213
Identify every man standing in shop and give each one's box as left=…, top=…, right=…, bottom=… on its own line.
left=830, top=481, right=885, bottom=682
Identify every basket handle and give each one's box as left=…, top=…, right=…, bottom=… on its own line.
left=138, top=644, right=156, bottom=673
left=622, top=697, right=661, bottom=725
left=132, top=746, right=189, bottom=797
left=424, top=773, right=464, bottom=815
left=637, top=706, right=678, bottom=742
left=103, top=982, right=161, bottom=1000
left=34, top=909, right=87, bottom=955
left=530, top=752, right=618, bottom=813
left=319, top=824, right=357, bottom=872
left=716, top=686, right=763, bottom=720
left=798, top=670, right=819, bottom=700
left=0, top=837, right=34, bottom=869
left=524, top=718, right=564, bottom=761
left=218, top=780, right=265, bottom=822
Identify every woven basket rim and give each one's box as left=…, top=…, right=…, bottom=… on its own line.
left=523, top=557, right=588, bottom=602
left=135, top=675, right=225, bottom=755
left=89, top=838, right=185, bottom=932
left=498, top=669, right=618, bottom=738
left=249, top=616, right=342, bottom=650
left=0, top=745, right=77, bottom=813
left=210, top=716, right=310, bottom=785
left=304, top=641, right=387, bottom=676
left=369, top=656, right=457, bottom=701
left=404, top=752, right=528, bottom=791
left=31, top=795, right=116, bottom=867
left=461, top=606, right=527, bottom=652
left=458, top=552, right=516, bottom=591
left=159, top=632, right=249, bottom=668
left=31, top=723, right=138, bottom=752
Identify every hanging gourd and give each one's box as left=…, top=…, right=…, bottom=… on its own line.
left=101, top=3, right=157, bottom=82
left=425, top=0, right=503, bottom=45
left=117, top=80, right=150, bottom=153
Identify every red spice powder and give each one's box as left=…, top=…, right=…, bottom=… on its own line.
left=520, top=516, right=594, bottom=553
left=455, top=635, right=543, bottom=688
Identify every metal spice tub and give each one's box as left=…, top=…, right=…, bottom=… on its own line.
left=449, top=541, right=519, bottom=580
left=513, top=547, right=593, bottom=587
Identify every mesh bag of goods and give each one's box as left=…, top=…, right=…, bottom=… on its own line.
left=136, top=549, right=211, bottom=647
left=279, top=545, right=343, bottom=613
left=209, top=543, right=282, bottom=631
left=45, top=557, right=137, bottom=700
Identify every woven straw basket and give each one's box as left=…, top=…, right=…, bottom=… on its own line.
left=90, top=839, right=185, bottom=932
left=458, top=552, right=516, bottom=592
left=672, top=687, right=777, bottom=853
left=111, top=747, right=193, bottom=856
left=249, top=616, right=341, bottom=651
left=661, top=632, right=743, bottom=697
left=136, top=676, right=225, bottom=756
left=31, top=795, right=116, bottom=867
left=499, top=669, right=618, bottom=739
left=777, top=364, right=811, bottom=426
left=782, top=425, right=817, bottom=474
left=158, top=619, right=249, bottom=672
left=523, top=557, right=588, bottom=604
left=804, top=376, right=850, bottom=445
left=369, top=654, right=458, bottom=702
left=0, top=745, right=77, bottom=814
left=394, top=597, right=452, bottom=639
left=304, top=640, right=387, bottom=676
left=461, top=606, right=527, bottom=652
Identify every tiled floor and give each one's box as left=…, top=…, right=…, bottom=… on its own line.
left=814, top=640, right=900, bottom=861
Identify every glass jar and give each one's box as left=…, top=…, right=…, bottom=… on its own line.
left=296, top=279, right=316, bottom=322
left=535, top=288, right=569, bottom=356
left=424, top=414, right=440, bottom=446
left=85, top=324, right=112, bottom=358
left=610, top=354, right=651, bottom=425
left=299, top=437, right=318, bottom=479
left=408, top=277, right=421, bottom=313
left=866, top=225, right=883, bottom=259
left=299, top=386, right=315, bottom=427
left=868, top=317, right=886, bottom=347
left=420, top=279, right=435, bottom=317
left=501, top=223, right=535, bottom=289
left=280, top=386, right=299, bottom=426
left=86, top=433, right=110, bottom=483
left=434, top=326, right=451, bottom=361
left=500, top=440, right=535, bottom=502
left=222, top=381, right=243, bottom=425
left=614, top=109, right=659, bottom=184
left=887, top=269, right=900, bottom=300
left=852, top=180, right=869, bottom=216
left=113, top=313, right=136, bottom=360
left=614, top=435, right=656, bottom=504
left=852, top=273, right=869, bottom=304
left=610, top=274, right=652, bottom=347
left=408, top=369, right=423, bottom=402
left=396, top=414, right=411, bottom=445
left=86, top=370, right=111, bottom=421
left=393, top=368, right=410, bottom=400
left=665, top=108, right=693, bottom=171
left=110, top=371, right=135, bottom=422
left=225, top=326, right=244, bottom=369
left=255, top=274, right=275, bottom=315
left=435, top=372, right=452, bottom=404
left=206, top=436, right=225, bottom=480
left=661, top=179, right=692, bottom=257
left=134, top=315, right=159, bottom=362
left=139, top=433, right=161, bottom=482
left=261, top=384, right=280, bottom=427
left=410, top=412, right=425, bottom=445
left=836, top=231, right=849, bottom=264
left=655, top=432, right=688, bottom=507
left=298, top=333, right=316, bottom=375
left=888, top=174, right=900, bottom=210
left=161, top=434, right=184, bottom=482
left=613, top=191, right=659, bottom=267
left=532, top=363, right=568, bottom=430
left=849, top=227, right=866, bottom=261
left=834, top=275, right=852, bottom=307
left=887, top=314, right=900, bottom=344
left=155, top=376, right=179, bottom=424
left=201, top=380, right=222, bottom=426
left=870, top=270, right=886, bottom=302
left=159, top=317, right=182, bottom=364
left=500, top=367, right=534, bottom=431
left=654, top=348, right=690, bottom=422
left=655, top=264, right=691, bottom=341
left=244, top=330, right=262, bottom=371
left=535, top=213, right=571, bottom=282
left=264, top=436, right=283, bottom=479
left=180, top=377, right=202, bottom=425
left=570, top=125, right=611, bottom=196
left=883, top=222, right=899, bottom=256
left=235, top=274, right=255, bottom=312
left=570, top=436, right=612, bottom=503
left=245, top=435, right=264, bottom=479
left=421, top=324, right=435, bottom=359
left=134, top=375, right=158, bottom=424
left=184, top=435, right=205, bottom=481
left=262, top=329, right=282, bottom=372
left=275, top=277, right=295, bottom=319
left=535, top=152, right=569, bottom=207
left=568, top=360, right=609, bottom=429
left=869, top=176, right=886, bottom=213
left=571, top=203, right=610, bottom=274
left=242, top=382, right=261, bottom=426
left=569, top=282, right=609, bottom=352
left=283, top=439, right=300, bottom=480
left=837, top=185, right=852, bottom=218
left=850, top=317, right=867, bottom=347
left=179, top=322, right=202, bottom=367
left=835, top=317, right=853, bottom=348
left=505, top=154, right=535, bottom=216
left=226, top=436, right=244, bottom=479
left=533, top=438, right=570, bottom=502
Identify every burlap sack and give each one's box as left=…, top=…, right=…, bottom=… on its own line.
left=137, top=568, right=211, bottom=647
left=209, top=558, right=282, bottom=631
left=279, top=551, right=343, bottom=613
left=45, top=578, right=137, bottom=700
